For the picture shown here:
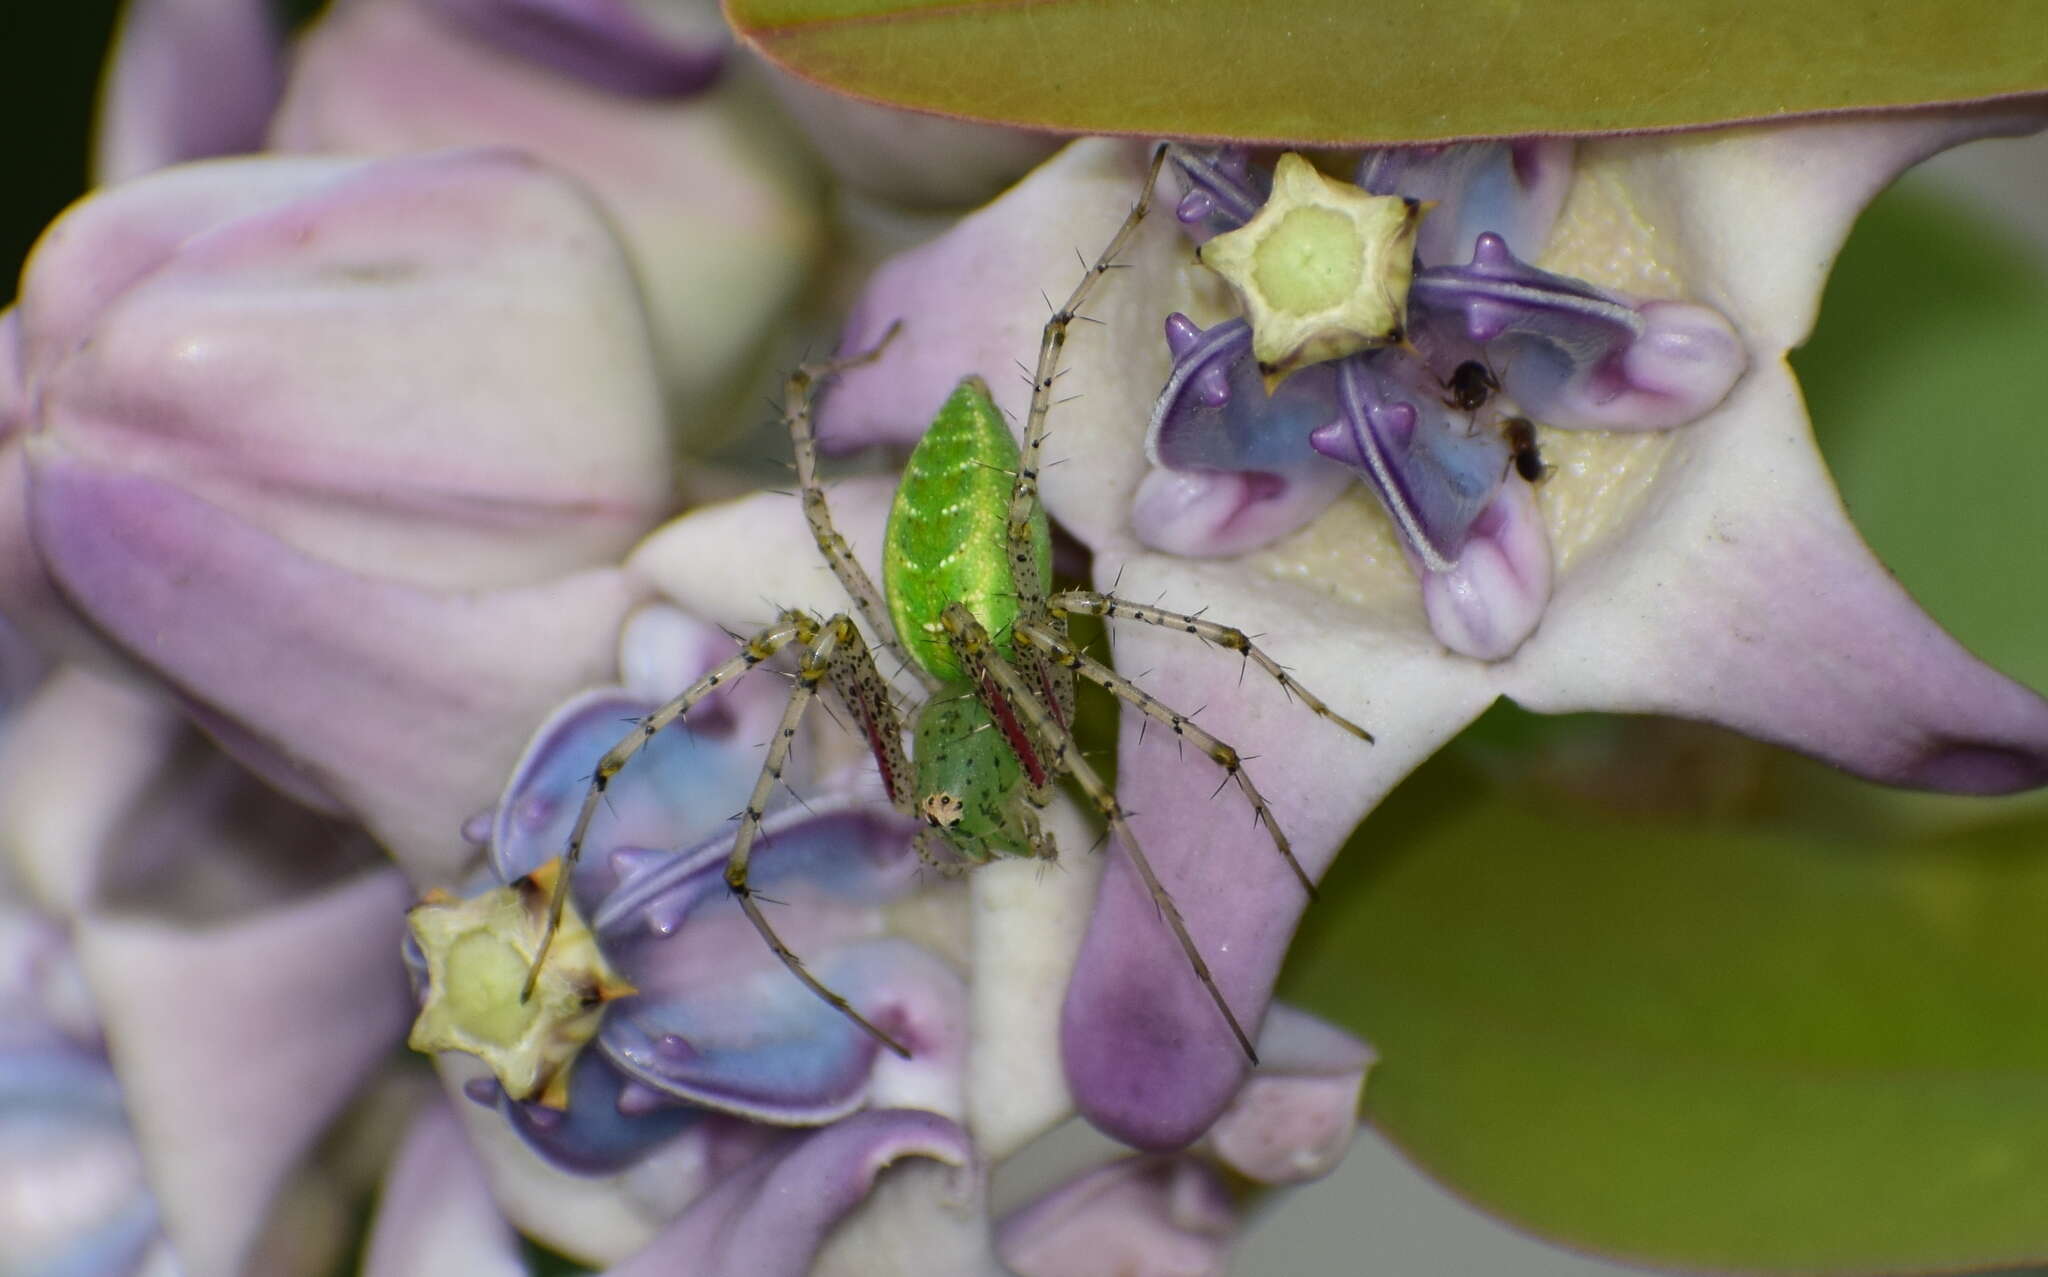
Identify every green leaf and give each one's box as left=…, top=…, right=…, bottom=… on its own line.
left=1285, top=749, right=2048, bottom=1272
left=728, top=0, right=2047, bottom=145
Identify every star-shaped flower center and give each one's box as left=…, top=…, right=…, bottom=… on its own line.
left=1197, top=152, right=1424, bottom=385
left=406, top=859, right=634, bottom=1109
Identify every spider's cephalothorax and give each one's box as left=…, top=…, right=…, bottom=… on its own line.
left=526, top=148, right=1370, bottom=1063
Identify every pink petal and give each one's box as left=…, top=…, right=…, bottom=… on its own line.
left=363, top=1099, right=529, bottom=1277
left=1416, top=479, right=1554, bottom=661
left=272, top=0, right=821, bottom=419
left=1592, top=108, right=2048, bottom=352
left=73, top=867, right=414, bottom=1277
left=93, top=0, right=284, bottom=182
left=1508, top=361, right=2048, bottom=793
left=996, top=1155, right=1234, bottom=1277
left=1062, top=560, right=1494, bottom=1149
left=1202, top=1005, right=1373, bottom=1185
left=606, top=1109, right=983, bottom=1277
left=817, top=140, right=1180, bottom=553
left=23, top=148, right=671, bottom=591
left=627, top=478, right=899, bottom=632
left=27, top=460, right=646, bottom=883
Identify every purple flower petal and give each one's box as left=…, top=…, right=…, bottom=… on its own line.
left=1415, top=479, right=1554, bottom=660
left=0, top=309, right=22, bottom=444
left=495, top=1050, right=701, bottom=1174
left=1201, top=1004, right=1373, bottom=1185
left=0, top=668, right=188, bottom=917
left=1307, top=354, right=1509, bottom=571
left=362, top=1098, right=530, bottom=1277
left=421, top=0, right=728, bottom=97
left=93, top=0, right=284, bottom=182
left=488, top=687, right=779, bottom=888
left=1408, top=232, right=1746, bottom=431
left=602, top=940, right=958, bottom=1124
left=27, top=460, right=645, bottom=883
left=1508, top=362, right=2048, bottom=793
left=1148, top=317, right=1337, bottom=476
left=1166, top=146, right=1269, bottom=243
left=763, top=68, right=1061, bottom=209
left=272, top=0, right=822, bottom=419
left=1357, top=140, right=1575, bottom=267
left=1061, top=586, right=1491, bottom=1149
left=997, top=1155, right=1234, bottom=1277
left=1620, top=107, right=2048, bottom=352
left=72, top=868, right=414, bottom=1276
left=1135, top=314, right=1355, bottom=555
left=0, top=1024, right=161, bottom=1276
left=606, top=1109, right=981, bottom=1277
left=22, top=148, right=672, bottom=590
left=590, top=797, right=920, bottom=948
left=1129, top=463, right=1355, bottom=559
left=814, top=141, right=1178, bottom=535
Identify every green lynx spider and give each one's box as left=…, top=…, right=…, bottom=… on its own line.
left=525, top=148, right=1371, bottom=1063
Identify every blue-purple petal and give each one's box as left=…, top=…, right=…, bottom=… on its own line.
left=592, top=796, right=920, bottom=945
left=1409, top=233, right=1744, bottom=430
left=600, top=940, right=947, bottom=1124
left=1357, top=140, right=1575, bottom=267
left=1147, top=316, right=1340, bottom=476
left=606, top=1109, right=977, bottom=1277
left=489, top=688, right=767, bottom=888
left=1166, top=146, right=1270, bottom=243
left=1308, top=355, right=1508, bottom=571
left=494, top=1050, right=699, bottom=1174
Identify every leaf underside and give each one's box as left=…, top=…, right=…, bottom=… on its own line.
left=729, top=0, right=2048, bottom=145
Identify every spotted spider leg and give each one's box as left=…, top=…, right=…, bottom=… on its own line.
left=1003, top=145, right=1172, bottom=730
left=1013, top=616, right=1320, bottom=898
left=937, top=599, right=1260, bottom=1063
left=785, top=322, right=942, bottom=697
left=524, top=607, right=914, bottom=1058
left=1047, top=590, right=1373, bottom=749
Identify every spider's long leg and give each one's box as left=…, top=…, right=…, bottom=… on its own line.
left=1049, top=590, right=1374, bottom=744
left=939, top=601, right=1258, bottom=1064
left=1006, top=146, right=1168, bottom=573
left=821, top=618, right=915, bottom=819
left=1014, top=618, right=1316, bottom=899
left=726, top=613, right=912, bottom=1058
left=524, top=610, right=820, bottom=998
left=1004, top=145, right=1170, bottom=726
left=786, top=323, right=942, bottom=694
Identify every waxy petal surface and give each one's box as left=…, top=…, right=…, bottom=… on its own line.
left=74, top=869, right=413, bottom=1276
left=273, top=0, right=821, bottom=420
left=362, top=1099, right=530, bottom=1277
left=423, top=0, right=729, bottom=96
left=27, top=461, right=643, bottom=883
left=93, top=0, right=284, bottom=182
left=996, top=1155, right=1234, bottom=1277
left=604, top=1109, right=985, bottom=1277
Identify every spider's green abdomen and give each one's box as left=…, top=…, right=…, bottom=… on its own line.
left=884, top=376, right=1050, bottom=683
